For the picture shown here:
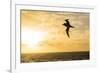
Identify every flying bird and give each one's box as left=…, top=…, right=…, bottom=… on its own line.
left=62, top=19, right=74, bottom=38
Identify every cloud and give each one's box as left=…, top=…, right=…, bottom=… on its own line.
left=21, top=10, right=89, bottom=53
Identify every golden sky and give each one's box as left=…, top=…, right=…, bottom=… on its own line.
left=21, top=10, right=89, bottom=53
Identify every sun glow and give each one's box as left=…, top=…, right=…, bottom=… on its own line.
left=22, top=27, right=45, bottom=48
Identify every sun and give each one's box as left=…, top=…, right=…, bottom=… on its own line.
left=22, top=27, right=45, bottom=48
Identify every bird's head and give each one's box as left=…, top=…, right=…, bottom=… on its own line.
left=65, top=19, right=69, bottom=21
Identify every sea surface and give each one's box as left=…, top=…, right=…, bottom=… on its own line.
left=21, top=51, right=89, bottom=63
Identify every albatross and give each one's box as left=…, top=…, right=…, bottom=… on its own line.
left=63, top=19, right=74, bottom=38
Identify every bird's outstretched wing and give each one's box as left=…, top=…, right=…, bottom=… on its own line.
left=66, top=27, right=70, bottom=38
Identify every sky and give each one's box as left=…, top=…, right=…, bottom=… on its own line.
left=21, top=10, right=89, bottom=53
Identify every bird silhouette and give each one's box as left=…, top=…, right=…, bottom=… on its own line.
left=63, top=19, right=74, bottom=38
